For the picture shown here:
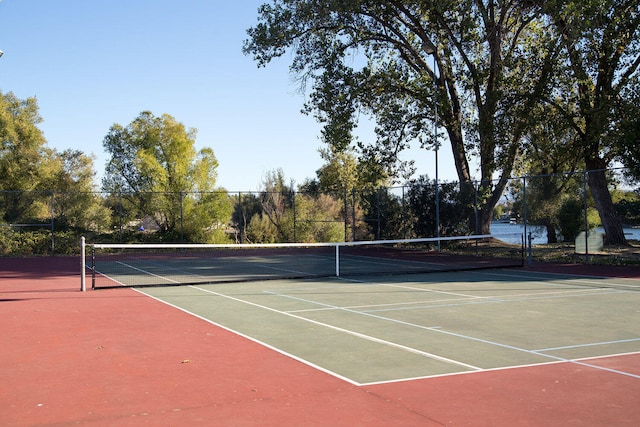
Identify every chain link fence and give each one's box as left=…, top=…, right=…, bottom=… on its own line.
left=1, top=168, right=638, bottom=263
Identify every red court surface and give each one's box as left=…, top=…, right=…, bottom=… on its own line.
left=1, top=257, right=639, bottom=426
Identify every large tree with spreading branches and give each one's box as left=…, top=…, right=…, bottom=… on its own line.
left=244, top=0, right=555, bottom=234
left=245, top=0, right=639, bottom=242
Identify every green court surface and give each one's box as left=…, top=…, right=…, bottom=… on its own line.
left=136, top=268, right=640, bottom=385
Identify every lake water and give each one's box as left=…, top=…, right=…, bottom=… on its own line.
left=490, top=222, right=640, bottom=244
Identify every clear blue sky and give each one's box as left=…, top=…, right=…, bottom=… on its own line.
left=0, top=0, right=453, bottom=191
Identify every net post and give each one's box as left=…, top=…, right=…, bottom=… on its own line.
left=80, top=236, right=86, bottom=292
left=335, top=244, right=340, bottom=277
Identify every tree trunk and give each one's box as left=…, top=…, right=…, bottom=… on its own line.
left=477, top=206, right=493, bottom=235
left=587, top=168, right=627, bottom=245
left=474, top=176, right=511, bottom=235
left=545, top=223, right=558, bottom=243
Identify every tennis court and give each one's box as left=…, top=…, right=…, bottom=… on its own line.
left=86, top=237, right=639, bottom=385
left=133, top=267, right=640, bottom=386
left=2, top=246, right=639, bottom=426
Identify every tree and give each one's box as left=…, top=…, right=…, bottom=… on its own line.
left=539, top=0, right=640, bottom=245
left=515, top=105, right=585, bottom=243
left=316, top=147, right=360, bottom=193
left=102, top=111, right=231, bottom=242
left=616, top=74, right=640, bottom=182
left=0, top=91, right=59, bottom=223
left=407, top=176, right=470, bottom=238
left=294, top=192, right=344, bottom=242
left=52, top=149, right=109, bottom=231
left=244, top=0, right=553, bottom=234
left=231, top=192, right=264, bottom=243
left=256, top=169, right=296, bottom=242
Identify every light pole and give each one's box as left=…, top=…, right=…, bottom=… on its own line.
left=422, top=39, right=440, bottom=247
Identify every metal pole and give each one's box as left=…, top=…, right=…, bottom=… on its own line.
left=352, top=188, right=356, bottom=241
left=80, top=236, right=86, bottom=292
left=402, top=185, right=406, bottom=239
left=522, top=176, right=528, bottom=240
left=343, top=188, right=348, bottom=242
left=434, top=54, right=440, bottom=249
left=238, top=192, right=243, bottom=243
left=423, top=39, right=440, bottom=249
left=180, top=192, right=184, bottom=243
left=50, top=191, right=55, bottom=255
left=474, top=181, right=479, bottom=235
left=293, top=190, right=297, bottom=243
left=583, top=171, right=589, bottom=261
left=376, top=188, right=381, bottom=240
left=119, top=192, right=123, bottom=243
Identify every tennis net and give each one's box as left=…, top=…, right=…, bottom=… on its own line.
left=82, top=234, right=524, bottom=290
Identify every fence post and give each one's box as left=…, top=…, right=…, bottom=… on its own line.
left=80, top=236, right=86, bottom=291
left=352, top=188, right=356, bottom=241
left=376, top=188, right=381, bottom=240
left=119, top=192, right=123, bottom=243
left=238, top=192, right=243, bottom=243
left=292, top=190, right=296, bottom=243
left=522, top=176, right=528, bottom=250
left=402, top=185, right=407, bottom=239
left=583, top=171, right=589, bottom=261
left=474, top=181, right=479, bottom=235
left=343, top=188, right=348, bottom=242
left=50, top=190, right=55, bottom=256
left=180, top=192, right=184, bottom=243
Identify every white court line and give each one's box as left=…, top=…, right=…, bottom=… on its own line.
left=402, top=322, right=640, bottom=380
left=129, top=287, right=361, bottom=386
left=535, top=338, right=640, bottom=352
left=362, top=288, right=621, bottom=313
left=118, top=264, right=640, bottom=381
left=265, top=279, right=640, bottom=380
left=294, top=275, right=618, bottom=314
left=361, top=350, right=640, bottom=386
left=191, top=284, right=481, bottom=371
left=479, top=269, right=640, bottom=290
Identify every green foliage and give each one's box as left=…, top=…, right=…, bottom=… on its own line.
left=357, top=188, right=405, bottom=240
left=0, top=224, right=119, bottom=256
left=406, top=176, right=470, bottom=238
left=182, top=191, right=234, bottom=243
left=231, top=192, right=264, bottom=243
left=101, top=111, right=231, bottom=241
left=0, top=227, right=51, bottom=256
left=294, top=193, right=344, bottom=242
left=538, top=0, right=640, bottom=244
left=556, top=198, right=599, bottom=242
left=245, top=0, right=553, bottom=234
left=256, top=169, right=296, bottom=242
left=616, top=75, right=640, bottom=181
left=0, top=91, right=49, bottom=191
left=246, top=212, right=279, bottom=243
left=235, top=170, right=348, bottom=243
left=614, top=191, right=640, bottom=225
left=0, top=91, right=60, bottom=224
left=316, top=147, right=360, bottom=192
